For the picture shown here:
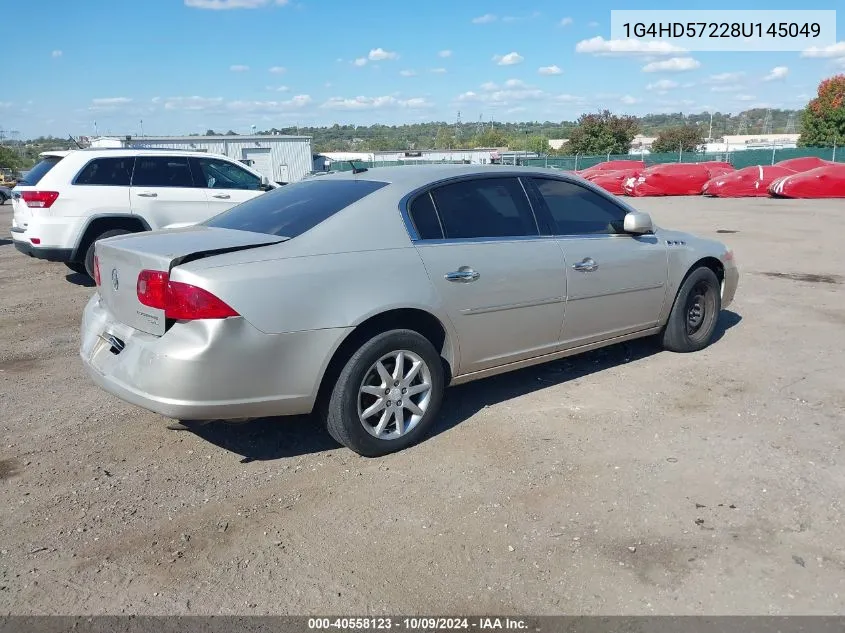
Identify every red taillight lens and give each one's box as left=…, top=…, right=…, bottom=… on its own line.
left=21, top=191, right=59, bottom=208
left=136, top=270, right=238, bottom=320
left=165, top=281, right=239, bottom=320
left=93, top=255, right=101, bottom=286
left=137, top=270, right=168, bottom=309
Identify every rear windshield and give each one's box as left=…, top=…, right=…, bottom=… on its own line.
left=17, top=156, right=62, bottom=186
left=203, top=178, right=389, bottom=238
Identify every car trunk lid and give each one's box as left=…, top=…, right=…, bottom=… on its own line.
left=95, top=226, right=286, bottom=335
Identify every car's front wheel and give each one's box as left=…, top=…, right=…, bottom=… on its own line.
left=322, top=329, right=445, bottom=457
left=661, top=266, right=722, bottom=353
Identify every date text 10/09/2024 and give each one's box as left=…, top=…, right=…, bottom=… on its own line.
left=621, top=22, right=821, bottom=39
left=308, top=617, right=529, bottom=630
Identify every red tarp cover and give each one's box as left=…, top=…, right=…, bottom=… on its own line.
left=623, top=163, right=714, bottom=196
left=585, top=168, right=643, bottom=195
left=774, top=156, right=832, bottom=173
left=581, top=160, right=646, bottom=173
left=702, top=165, right=797, bottom=197
left=768, top=164, right=845, bottom=198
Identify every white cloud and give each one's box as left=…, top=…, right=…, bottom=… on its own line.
left=502, top=12, right=541, bottom=23
left=538, top=65, right=562, bottom=75
left=230, top=64, right=250, bottom=72
left=641, top=57, right=700, bottom=72
left=457, top=81, right=549, bottom=105
left=587, top=21, right=600, bottom=28
left=273, top=85, right=290, bottom=92
left=185, top=0, right=288, bottom=9
left=576, top=36, right=685, bottom=56
left=268, top=66, right=286, bottom=74
left=560, top=17, right=573, bottom=27
left=472, top=13, right=497, bottom=24
left=504, top=79, right=527, bottom=88
left=162, top=96, right=225, bottom=111
left=493, top=52, right=524, bottom=66
left=352, top=57, right=367, bottom=67
left=51, top=50, right=63, bottom=58
left=706, top=72, right=745, bottom=83
left=430, top=67, right=447, bottom=74
left=736, top=95, right=756, bottom=102
left=480, top=82, right=499, bottom=91
left=0, top=102, right=12, bottom=109
left=621, top=95, right=641, bottom=104
left=438, top=50, right=452, bottom=58
left=92, top=97, right=133, bottom=105
left=399, top=70, right=417, bottom=77
left=320, top=95, right=432, bottom=110
left=226, top=95, right=312, bottom=112
left=646, top=79, right=679, bottom=92
left=801, top=41, right=845, bottom=58
left=368, top=48, right=398, bottom=61
left=764, top=66, right=789, bottom=81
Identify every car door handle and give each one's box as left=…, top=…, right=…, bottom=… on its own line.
left=136, top=192, right=158, bottom=198
left=212, top=193, right=231, bottom=199
left=572, top=258, right=599, bottom=272
left=445, top=267, right=480, bottom=283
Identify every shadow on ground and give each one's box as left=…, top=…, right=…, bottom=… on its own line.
left=0, top=238, right=12, bottom=247
left=65, top=272, right=96, bottom=287
left=184, top=310, right=742, bottom=462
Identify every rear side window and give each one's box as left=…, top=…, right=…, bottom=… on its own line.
left=408, top=193, right=443, bottom=240
left=17, top=157, right=62, bottom=186
left=74, top=157, right=134, bottom=186
left=132, top=156, right=196, bottom=188
left=430, top=177, right=538, bottom=239
left=204, top=179, right=388, bottom=238
left=194, top=157, right=262, bottom=190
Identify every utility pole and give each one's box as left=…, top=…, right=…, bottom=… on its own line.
left=708, top=112, right=714, bottom=141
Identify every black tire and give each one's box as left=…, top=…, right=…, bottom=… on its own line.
left=321, top=329, right=445, bottom=457
left=661, top=266, right=722, bottom=353
left=0, top=192, right=7, bottom=205
left=64, top=262, right=88, bottom=275
left=83, top=229, right=133, bottom=279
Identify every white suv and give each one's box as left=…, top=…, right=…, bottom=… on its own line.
left=11, top=148, right=276, bottom=278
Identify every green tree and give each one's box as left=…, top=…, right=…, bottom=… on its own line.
left=435, top=127, right=456, bottom=149
left=204, top=129, right=218, bottom=136
left=0, top=146, right=22, bottom=171
left=563, top=110, right=638, bottom=155
left=650, top=125, right=705, bottom=153
left=798, top=74, right=845, bottom=147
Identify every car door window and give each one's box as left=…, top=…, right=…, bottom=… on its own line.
left=429, top=177, right=538, bottom=239
left=132, top=157, right=196, bottom=188
left=74, top=157, right=134, bottom=186
left=408, top=192, right=443, bottom=239
left=532, top=178, right=627, bottom=235
left=195, top=157, right=262, bottom=190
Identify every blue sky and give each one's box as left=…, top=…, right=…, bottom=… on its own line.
left=4, top=0, right=845, bottom=138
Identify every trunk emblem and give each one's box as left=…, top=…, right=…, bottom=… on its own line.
left=111, top=269, right=119, bottom=291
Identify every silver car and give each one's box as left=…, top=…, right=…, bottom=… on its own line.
left=80, top=165, right=739, bottom=457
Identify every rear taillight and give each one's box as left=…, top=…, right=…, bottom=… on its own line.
left=21, top=191, right=59, bottom=208
left=136, top=270, right=238, bottom=320
left=93, top=255, right=101, bottom=286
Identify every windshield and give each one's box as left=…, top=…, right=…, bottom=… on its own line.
left=203, top=178, right=389, bottom=238
left=17, top=156, right=63, bottom=186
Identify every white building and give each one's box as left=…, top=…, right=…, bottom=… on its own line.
left=89, top=134, right=314, bottom=183
left=704, top=134, right=800, bottom=153
left=319, top=148, right=510, bottom=167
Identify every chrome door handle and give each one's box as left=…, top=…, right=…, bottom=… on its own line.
left=572, top=257, right=599, bottom=272
left=212, top=193, right=231, bottom=199
left=136, top=192, right=158, bottom=198
left=445, top=267, right=480, bottom=283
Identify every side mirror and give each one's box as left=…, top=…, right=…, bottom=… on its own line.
left=623, top=211, right=654, bottom=235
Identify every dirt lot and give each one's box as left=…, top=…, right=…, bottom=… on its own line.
left=1, top=196, right=844, bottom=616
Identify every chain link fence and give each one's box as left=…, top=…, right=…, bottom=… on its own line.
left=327, top=146, right=842, bottom=172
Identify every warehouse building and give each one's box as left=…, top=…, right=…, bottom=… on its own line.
left=89, top=134, right=313, bottom=184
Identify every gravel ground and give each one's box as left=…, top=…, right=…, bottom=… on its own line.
left=0, top=196, right=843, bottom=615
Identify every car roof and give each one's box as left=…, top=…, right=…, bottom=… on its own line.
left=324, top=163, right=576, bottom=189
left=39, top=148, right=234, bottom=160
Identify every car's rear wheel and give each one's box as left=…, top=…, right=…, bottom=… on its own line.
left=661, top=266, right=721, bottom=353
left=322, top=329, right=445, bottom=457
left=83, top=229, right=133, bottom=279
left=64, top=262, right=88, bottom=275
left=0, top=192, right=8, bottom=205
